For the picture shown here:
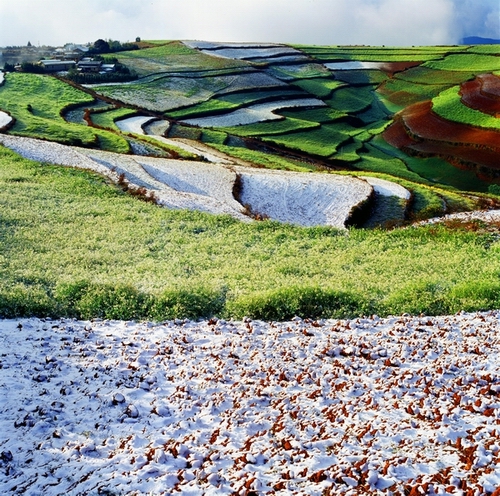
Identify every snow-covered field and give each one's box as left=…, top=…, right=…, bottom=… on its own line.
left=0, top=111, right=12, bottom=129
left=236, top=167, right=372, bottom=227
left=181, top=98, right=326, bottom=128
left=2, top=312, right=500, bottom=495
left=325, top=62, right=385, bottom=71
left=0, top=134, right=375, bottom=228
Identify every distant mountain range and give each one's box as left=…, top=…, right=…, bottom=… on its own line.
left=462, top=36, right=500, bottom=44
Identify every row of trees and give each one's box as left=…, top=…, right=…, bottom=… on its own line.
left=89, top=39, right=140, bottom=55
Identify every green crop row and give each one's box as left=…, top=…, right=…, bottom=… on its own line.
left=221, top=117, right=320, bottom=137
left=394, top=66, right=475, bottom=85
left=432, top=85, right=500, bottom=131
left=208, top=144, right=315, bottom=171
left=424, top=54, right=500, bottom=73
left=378, top=79, right=452, bottom=106
left=261, top=123, right=359, bottom=157
left=166, top=99, right=239, bottom=119
left=267, top=63, right=331, bottom=80
left=291, top=78, right=345, bottom=98
left=330, top=69, right=388, bottom=85
left=325, top=86, right=374, bottom=113
left=276, top=107, right=347, bottom=123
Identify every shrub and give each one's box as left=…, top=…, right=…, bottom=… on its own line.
left=226, top=286, right=367, bottom=321
left=148, top=286, right=227, bottom=321
left=55, top=281, right=149, bottom=320
left=0, top=284, right=55, bottom=318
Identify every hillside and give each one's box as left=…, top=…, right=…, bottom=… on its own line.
left=3, top=41, right=500, bottom=496
left=0, top=41, right=499, bottom=322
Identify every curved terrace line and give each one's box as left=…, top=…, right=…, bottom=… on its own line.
left=180, top=98, right=326, bottom=128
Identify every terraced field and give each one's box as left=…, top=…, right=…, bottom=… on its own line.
left=1, top=40, right=499, bottom=225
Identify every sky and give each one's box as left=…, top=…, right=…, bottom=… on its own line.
left=0, top=0, right=498, bottom=48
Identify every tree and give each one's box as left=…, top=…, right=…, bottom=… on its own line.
left=93, top=39, right=110, bottom=53
left=27, top=41, right=32, bottom=47
left=135, top=37, right=141, bottom=42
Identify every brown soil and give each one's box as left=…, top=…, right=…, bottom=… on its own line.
left=383, top=100, right=500, bottom=171
left=478, top=73, right=500, bottom=99
left=460, top=75, right=500, bottom=117
left=378, top=61, right=422, bottom=76
left=402, top=100, right=500, bottom=150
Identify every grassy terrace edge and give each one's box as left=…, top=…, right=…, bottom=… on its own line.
left=1, top=145, right=500, bottom=321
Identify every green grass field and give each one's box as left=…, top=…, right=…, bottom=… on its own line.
left=432, top=85, right=500, bottom=131
left=424, top=54, right=500, bottom=73
left=0, top=144, right=498, bottom=320
left=0, top=73, right=129, bottom=152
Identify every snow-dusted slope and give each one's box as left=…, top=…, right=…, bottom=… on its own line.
left=0, top=135, right=374, bottom=228
left=2, top=312, right=500, bottom=494
left=236, top=166, right=372, bottom=227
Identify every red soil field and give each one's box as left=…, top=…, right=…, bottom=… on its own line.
left=460, top=75, right=500, bottom=116
left=479, top=73, right=500, bottom=99
left=378, top=61, right=422, bottom=76
left=402, top=100, right=500, bottom=149
left=384, top=100, right=500, bottom=171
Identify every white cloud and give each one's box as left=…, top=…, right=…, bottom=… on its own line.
left=0, top=0, right=497, bottom=48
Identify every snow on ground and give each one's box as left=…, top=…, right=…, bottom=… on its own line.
left=420, top=209, right=500, bottom=225
left=0, top=111, right=12, bottom=129
left=197, top=47, right=305, bottom=61
left=2, top=312, right=500, bottom=495
left=181, top=98, right=326, bottom=128
left=325, top=62, right=385, bottom=71
left=236, top=167, right=372, bottom=227
left=0, top=71, right=4, bottom=85
left=0, top=135, right=373, bottom=228
left=115, top=116, right=155, bottom=135
left=361, top=176, right=411, bottom=200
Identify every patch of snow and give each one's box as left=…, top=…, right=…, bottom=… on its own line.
left=115, top=116, right=155, bottom=134
left=199, top=46, right=304, bottom=60
left=418, top=209, right=500, bottom=225
left=2, top=311, right=500, bottom=494
left=361, top=176, right=411, bottom=200
left=0, top=111, right=12, bottom=129
left=325, top=61, right=384, bottom=70
left=181, top=98, right=326, bottom=128
left=236, top=167, right=372, bottom=228
left=0, top=135, right=381, bottom=228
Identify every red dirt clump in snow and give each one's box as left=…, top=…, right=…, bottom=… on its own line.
left=460, top=74, right=500, bottom=117
left=383, top=100, right=500, bottom=171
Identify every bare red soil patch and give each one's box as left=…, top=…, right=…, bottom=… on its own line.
left=403, top=100, right=500, bottom=149
left=384, top=100, right=500, bottom=171
left=460, top=75, right=500, bottom=116
left=479, top=73, right=500, bottom=99
left=378, top=61, right=422, bottom=76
